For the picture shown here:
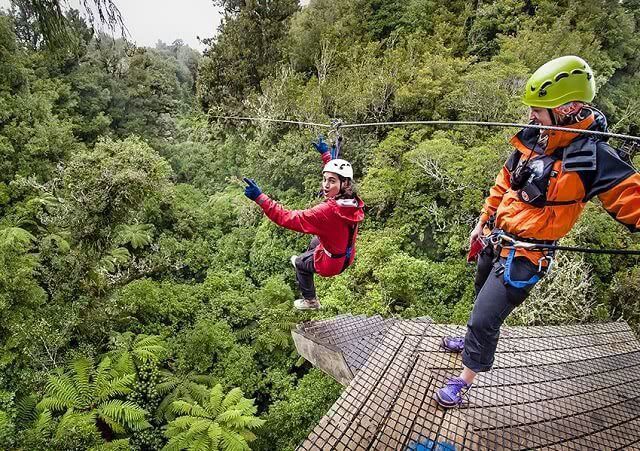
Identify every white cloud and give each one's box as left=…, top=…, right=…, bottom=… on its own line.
left=0, top=0, right=222, bottom=51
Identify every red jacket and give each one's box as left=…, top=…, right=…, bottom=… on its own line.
left=256, top=194, right=365, bottom=276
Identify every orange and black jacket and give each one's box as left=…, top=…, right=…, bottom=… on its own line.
left=479, top=109, right=640, bottom=263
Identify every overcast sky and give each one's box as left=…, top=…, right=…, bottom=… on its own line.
left=0, top=0, right=223, bottom=51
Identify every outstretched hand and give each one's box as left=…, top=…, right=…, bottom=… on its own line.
left=312, top=136, right=330, bottom=155
left=243, top=177, right=262, bottom=201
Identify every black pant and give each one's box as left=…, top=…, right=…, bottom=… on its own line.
left=294, top=237, right=319, bottom=300
left=462, top=245, right=542, bottom=373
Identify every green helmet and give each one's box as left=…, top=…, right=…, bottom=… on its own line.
left=522, top=56, right=596, bottom=108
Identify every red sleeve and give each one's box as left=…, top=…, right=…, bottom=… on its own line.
left=598, top=173, right=640, bottom=232
left=256, top=194, right=333, bottom=235
left=479, top=165, right=511, bottom=224
left=321, top=151, right=332, bottom=165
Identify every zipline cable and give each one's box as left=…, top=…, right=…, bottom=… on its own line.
left=211, top=115, right=640, bottom=142
left=217, top=114, right=640, bottom=256
left=211, top=115, right=331, bottom=128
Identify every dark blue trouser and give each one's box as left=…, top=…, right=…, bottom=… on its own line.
left=462, top=244, right=542, bottom=373
left=294, top=237, right=319, bottom=300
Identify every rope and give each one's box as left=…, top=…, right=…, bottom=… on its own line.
left=211, top=115, right=640, bottom=142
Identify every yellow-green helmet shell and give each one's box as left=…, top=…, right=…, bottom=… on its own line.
left=522, top=56, right=596, bottom=108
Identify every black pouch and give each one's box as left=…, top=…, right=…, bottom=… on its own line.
left=519, top=182, right=542, bottom=203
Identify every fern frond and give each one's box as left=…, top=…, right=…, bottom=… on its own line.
left=71, top=357, right=93, bottom=405
left=216, top=409, right=241, bottom=425
left=114, top=223, right=154, bottom=249
left=167, top=414, right=201, bottom=432
left=111, top=352, right=135, bottom=377
left=221, top=429, right=250, bottom=451
left=162, top=430, right=191, bottom=451
left=189, top=382, right=210, bottom=406
left=242, top=416, right=265, bottom=430
left=170, top=400, right=208, bottom=418
left=33, top=409, right=53, bottom=434
left=240, top=430, right=257, bottom=442
left=16, top=395, right=38, bottom=426
left=208, top=384, right=224, bottom=416
left=208, top=422, right=223, bottom=449
left=98, top=373, right=135, bottom=401
left=40, top=374, right=78, bottom=411
left=187, top=434, right=209, bottom=451
left=111, top=247, right=131, bottom=263
left=0, top=226, right=36, bottom=250
left=157, top=379, right=179, bottom=396
left=55, top=410, right=97, bottom=440
left=132, top=334, right=167, bottom=363
left=190, top=374, right=217, bottom=387
left=99, top=411, right=127, bottom=435
left=221, top=388, right=243, bottom=409
left=186, top=418, right=210, bottom=438
left=234, top=398, right=255, bottom=415
left=97, top=399, right=150, bottom=431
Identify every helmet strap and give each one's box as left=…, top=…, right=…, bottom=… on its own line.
left=547, top=108, right=557, bottom=126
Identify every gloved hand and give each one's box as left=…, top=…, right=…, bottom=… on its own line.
left=312, top=136, right=331, bottom=155
left=243, top=177, right=262, bottom=201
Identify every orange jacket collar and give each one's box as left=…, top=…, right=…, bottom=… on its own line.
left=510, top=113, right=595, bottom=157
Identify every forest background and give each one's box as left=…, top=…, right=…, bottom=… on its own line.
left=1, top=0, right=640, bottom=449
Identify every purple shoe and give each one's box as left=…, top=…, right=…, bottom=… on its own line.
left=434, top=377, right=471, bottom=408
left=441, top=336, right=465, bottom=353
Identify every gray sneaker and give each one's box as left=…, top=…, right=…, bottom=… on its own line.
left=294, top=298, right=321, bottom=310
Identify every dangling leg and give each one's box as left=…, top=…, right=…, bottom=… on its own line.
left=292, top=237, right=321, bottom=310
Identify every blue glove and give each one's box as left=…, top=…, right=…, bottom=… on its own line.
left=243, top=177, right=262, bottom=201
left=312, top=136, right=330, bottom=154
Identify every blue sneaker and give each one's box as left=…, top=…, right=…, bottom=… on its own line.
left=441, top=336, right=464, bottom=353
left=434, top=377, right=471, bottom=408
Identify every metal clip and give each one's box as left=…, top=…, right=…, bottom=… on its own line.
left=537, top=255, right=554, bottom=274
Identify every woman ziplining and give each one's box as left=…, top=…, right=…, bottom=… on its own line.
left=243, top=137, right=364, bottom=310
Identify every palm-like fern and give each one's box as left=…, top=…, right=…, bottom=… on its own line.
left=114, top=223, right=155, bottom=249
left=157, top=372, right=217, bottom=421
left=163, top=384, right=265, bottom=451
left=98, top=247, right=131, bottom=273
left=35, top=356, right=150, bottom=440
left=107, top=332, right=168, bottom=372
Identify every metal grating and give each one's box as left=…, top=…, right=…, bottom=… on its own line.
left=295, top=314, right=400, bottom=378
left=295, top=318, right=640, bottom=450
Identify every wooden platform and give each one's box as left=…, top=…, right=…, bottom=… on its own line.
left=293, top=316, right=640, bottom=450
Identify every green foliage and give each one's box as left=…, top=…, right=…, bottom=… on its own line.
left=163, top=384, right=264, bottom=451
left=34, top=356, right=150, bottom=447
left=197, top=0, right=299, bottom=112
left=609, top=267, right=640, bottom=333
left=256, top=369, right=342, bottom=451
left=2, top=2, right=640, bottom=449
